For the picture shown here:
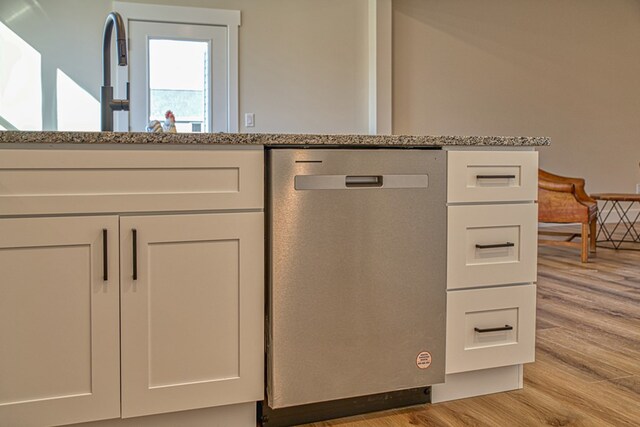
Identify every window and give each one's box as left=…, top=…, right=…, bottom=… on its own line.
left=148, top=39, right=209, bottom=133
left=114, top=2, right=239, bottom=132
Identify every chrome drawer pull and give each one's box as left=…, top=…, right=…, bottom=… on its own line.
left=475, top=242, right=515, bottom=249
left=476, top=174, right=516, bottom=179
left=474, top=325, right=514, bottom=333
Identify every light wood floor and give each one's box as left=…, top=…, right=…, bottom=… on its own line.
left=305, top=231, right=640, bottom=426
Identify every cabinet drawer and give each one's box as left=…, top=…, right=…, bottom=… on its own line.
left=448, top=203, right=537, bottom=289
left=447, top=151, right=538, bottom=203
left=0, top=148, right=263, bottom=215
left=446, top=284, right=536, bottom=374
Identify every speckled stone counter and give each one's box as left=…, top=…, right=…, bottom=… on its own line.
left=0, top=131, right=550, bottom=146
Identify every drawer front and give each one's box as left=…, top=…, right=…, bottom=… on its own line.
left=446, top=284, right=536, bottom=374
left=0, top=148, right=263, bottom=215
left=447, top=151, right=538, bottom=203
left=448, top=203, right=537, bottom=289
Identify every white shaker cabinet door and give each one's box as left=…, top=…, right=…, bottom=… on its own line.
left=0, top=216, right=120, bottom=427
left=120, top=213, right=264, bottom=418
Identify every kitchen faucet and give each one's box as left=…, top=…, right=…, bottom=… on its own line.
left=101, top=12, right=129, bottom=131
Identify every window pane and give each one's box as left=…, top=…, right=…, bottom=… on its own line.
left=148, top=39, right=208, bottom=133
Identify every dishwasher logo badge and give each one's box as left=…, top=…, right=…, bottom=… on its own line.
left=416, top=351, right=432, bottom=369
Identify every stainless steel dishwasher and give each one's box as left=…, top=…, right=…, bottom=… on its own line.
left=267, top=148, right=446, bottom=414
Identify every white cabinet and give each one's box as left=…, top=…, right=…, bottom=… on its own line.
left=434, top=149, right=538, bottom=403
left=0, top=216, right=120, bottom=427
left=0, top=148, right=264, bottom=426
left=447, top=204, right=538, bottom=289
left=0, top=149, right=263, bottom=215
left=120, top=213, right=264, bottom=418
left=445, top=284, right=536, bottom=374
left=447, top=150, right=538, bottom=203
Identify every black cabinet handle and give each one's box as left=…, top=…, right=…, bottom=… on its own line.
left=102, top=229, right=108, bottom=281
left=474, top=325, right=514, bottom=333
left=475, top=242, right=515, bottom=249
left=476, top=174, right=516, bottom=179
left=132, top=229, right=138, bottom=280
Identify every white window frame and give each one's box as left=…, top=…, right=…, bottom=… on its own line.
left=113, top=1, right=240, bottom=133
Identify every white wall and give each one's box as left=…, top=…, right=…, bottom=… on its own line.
left=0, top=0, right=111, bottom=130
left=393, top=0, right=640, bottom=193
left=0, top=0, right=369, bottom=133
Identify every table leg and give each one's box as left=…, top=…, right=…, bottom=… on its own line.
left=596, top=199, right=640, bottom=250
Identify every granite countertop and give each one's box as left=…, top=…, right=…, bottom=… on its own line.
left=0, top=131, right=550, bottom=147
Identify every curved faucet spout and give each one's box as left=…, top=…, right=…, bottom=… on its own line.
left=102, top=12, right=127, bottom=87
left=101, top=11, right=129, bottom=131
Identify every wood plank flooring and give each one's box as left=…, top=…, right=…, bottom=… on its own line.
left=304, top=228, right=640, bottom=426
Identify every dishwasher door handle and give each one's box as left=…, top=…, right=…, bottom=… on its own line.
left=295, top=174, right=429, bottom=190
left=345, top=175, right=383, bottom=187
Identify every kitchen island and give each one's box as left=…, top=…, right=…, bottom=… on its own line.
left=0, top=131, right=547, bottom=427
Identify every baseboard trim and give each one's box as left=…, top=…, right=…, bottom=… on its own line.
left=431, top=365, right=522, bottom=403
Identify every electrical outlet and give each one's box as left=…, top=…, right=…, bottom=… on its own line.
left=245, top=113, right=255, bottom=127
left=636, top=183, right=640, bottom=194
